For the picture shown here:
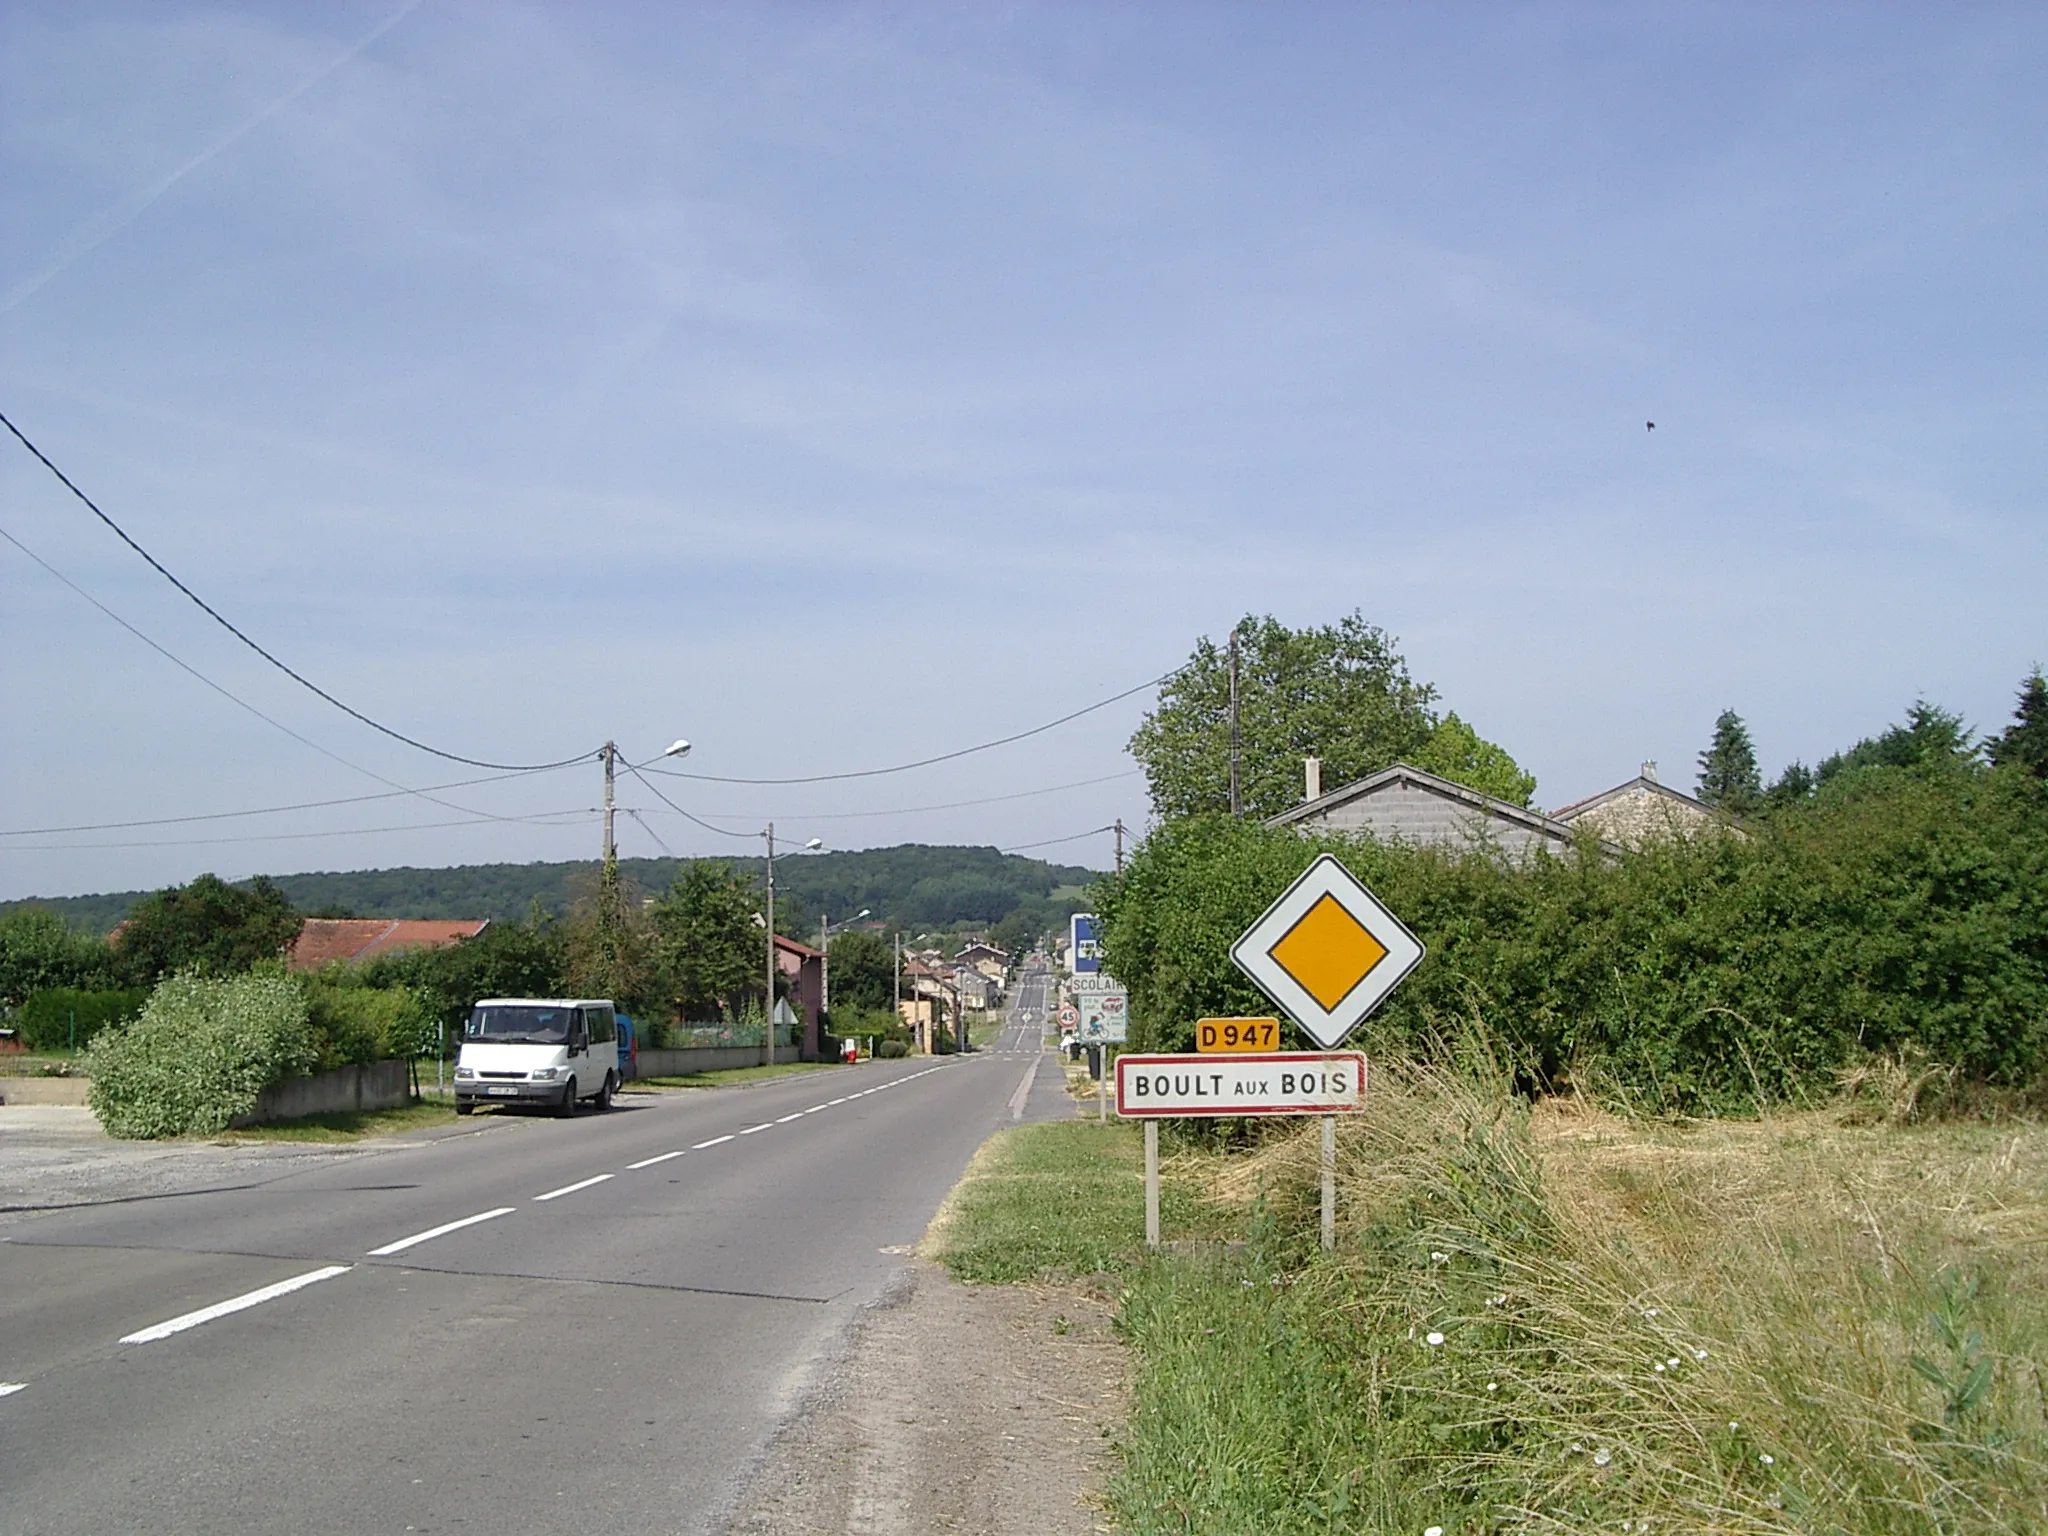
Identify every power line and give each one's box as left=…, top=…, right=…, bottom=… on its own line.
left=639, top=674, right=1168, bottom=786
left=3, top=809, right=594, bottom=854
left=1, top=408, right=594, bottom=773
left=1001, top=824, right=1118, bottom=853
left=622, top=763, right=761, bottom=841
left=0, top=519, right=581, bottom=828
left=623, top=768, right=1141, bottom=827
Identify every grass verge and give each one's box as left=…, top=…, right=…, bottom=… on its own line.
left=626, top=1061, right=846, bottom=1090
left=935, top=1047, right=2048, bottom=1533
left=212, top=1099, right=458, bottom=1142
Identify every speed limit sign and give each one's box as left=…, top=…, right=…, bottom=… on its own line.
left=1057, top=1004, right=1079, bottom=1028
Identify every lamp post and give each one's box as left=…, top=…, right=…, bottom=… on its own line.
left=762, top=823, right=822, bottom=1066
left=818, top=908, right=871, bottom=1014
left=598, top=738, right=690, bottom=991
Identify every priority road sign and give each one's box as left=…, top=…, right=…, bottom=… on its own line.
left=1229, top=854, right=1424, bottom=1049
left=1115, top=1052, right=1367, bottom=1117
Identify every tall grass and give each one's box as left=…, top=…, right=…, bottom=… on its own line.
left=1109, top=1040, right=2048, bottom=1534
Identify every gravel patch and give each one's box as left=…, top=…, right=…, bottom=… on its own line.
left=720, top=1259, right=1125, bottom=1536
left=0, top=1104, right=414, bottom=1228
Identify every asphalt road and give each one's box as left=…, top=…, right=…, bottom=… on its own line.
left=0, top=974, right=1068, bottom=1536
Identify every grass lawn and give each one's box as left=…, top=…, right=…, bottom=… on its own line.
left=212, top=1099, right=459, bottom=1142
left=933, top=1051, right=2048, bottom=1534
left=625, top=1061, right=847, bottom=1090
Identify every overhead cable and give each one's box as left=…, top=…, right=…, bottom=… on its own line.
left=625, top=768, right=1141, bottom=827
left=639, top=675, right=1168, bottom=785
left=1, top=409, right=593, bottom=773
left=1001, top=824, right=1118, bottom=853
left=0, top=520, right=581, bottom=828
left=3, top=809, right=593, bottom=854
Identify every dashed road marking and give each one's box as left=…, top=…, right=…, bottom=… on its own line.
left=774, top=1113, right=804, bottom=1124
left=367, top=1206, right=515, bottom=1256
left=120, top=1265, right=353, bottom=1345
left=626, top=1149, right=689, bottom=1169
left=534, top=1173, right=613, bottom=1202
left=693, top=1134, right=735, bottom=1149
left=738, top=1122, right=774, bottom=1135
left=0, top=1383, right=25, bottom=1399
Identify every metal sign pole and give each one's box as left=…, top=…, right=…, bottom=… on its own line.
left=1145, top=1119, right=1160, bottom=1249
left=1320, top=1114, right=1336, bottom=1251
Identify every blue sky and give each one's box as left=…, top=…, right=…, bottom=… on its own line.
left=3, top=2, right=2043, bottom=901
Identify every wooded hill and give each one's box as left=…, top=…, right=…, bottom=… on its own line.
left=6, top=844, right=1101, bottom=942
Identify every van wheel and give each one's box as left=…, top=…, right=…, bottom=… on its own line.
left=455, top=1101, right=473, bottom=1116
left=556, top=1077, right=578, bottom=1118
left=594, top=1073, right=615, bottom=1112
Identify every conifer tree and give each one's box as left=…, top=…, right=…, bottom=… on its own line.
left=1988, top=667, right=2048, bottom=779
left=1695, top=710, right=1762, bottom=810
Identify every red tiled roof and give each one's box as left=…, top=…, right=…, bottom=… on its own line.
left=289, top=918, right=488, bottom=971
left=773, top=933, right=823, bottom=960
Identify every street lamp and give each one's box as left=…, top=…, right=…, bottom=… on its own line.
left=601, top=738, right=691, bottom=870
left=762, top=823, right=822, bottom=1067
left=818, top=908, right=871, bottom=1014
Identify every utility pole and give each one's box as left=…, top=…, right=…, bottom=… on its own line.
left=600, top=740, right=618, bottom=875
left=764, top=821, right=777, bottom=1069
left=1228, top=628, right=1243, bottom=818
left=1114, top=818, right=1125, bottom=875
left=598, top=741, right=621, bottom=992
left=893, top=930, right=903, bottom=1050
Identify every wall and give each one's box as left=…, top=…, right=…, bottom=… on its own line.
left=233, top=1060, right=411, bottom=1125
left=635, top=1044, right=782, bottom=1077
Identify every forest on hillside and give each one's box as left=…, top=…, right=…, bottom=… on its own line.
left=4, top=844, right=1101, bottom=944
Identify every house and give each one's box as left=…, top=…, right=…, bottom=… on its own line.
left=955, top=941, right=1008, bottom=983
left=1550, top=761, right=1728, bottom=847
left=1267, top=762, right=1602, bottom=861
left=773, top=933, right=827, bottom=1060
left=950, top=967, right=999, bottom=1011
left=287, top=918, right=489, bottom=972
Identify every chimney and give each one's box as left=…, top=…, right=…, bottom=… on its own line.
left=1304, top=756, right=1322, bottom=802
left=1642, top=760, right=1658, bottom=784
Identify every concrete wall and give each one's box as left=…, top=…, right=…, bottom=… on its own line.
left=635, top=1044, right=780, bottom=1077
left=233, top=1060, right=411, bottom=1126
left=0, top=1076, right=91, bottom=1106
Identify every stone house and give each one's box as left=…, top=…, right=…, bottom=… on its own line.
left=1550, top=762, right=1731, bottom=848
left=1267, top=762, right=1599, bottom=861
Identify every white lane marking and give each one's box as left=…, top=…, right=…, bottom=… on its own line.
left=774, top=1113, right=804, bottom=1123
left=626, top=1149, right=688, bottom=1169
left=802, top=1105, right=827, bottom=1114
left=738, top=1122, right=774, bottom=1135
left=120, top=1265, right=352, bottom=1345
left=1008, top=1057, right=1041, bottom=1121
left=534, top=1173, right=613, bottom=1202
left=693, top=1134, right=734, bottom=1149
left=0, top=1383, right=25, bottom=1398
left=367, top=1206, right=515, bottom=1256
left=828, top=1097, right=849, bottom=1105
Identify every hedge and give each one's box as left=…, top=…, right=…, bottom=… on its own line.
left=14, top=987, right=149, bottom=1053
left=1095, top=762, right=2048, bottom=1113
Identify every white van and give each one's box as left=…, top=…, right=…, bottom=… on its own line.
left=453, top=998, right=621, bottom=1116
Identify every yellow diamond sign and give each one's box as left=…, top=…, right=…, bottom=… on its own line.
left=1231, top=854, right=1425, bottom=1048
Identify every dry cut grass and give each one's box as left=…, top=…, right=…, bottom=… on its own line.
left=1110, top=1047, right=2048, bottom=1535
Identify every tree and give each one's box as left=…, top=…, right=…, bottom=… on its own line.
left=1763, top=759, right=1816, bottom=810
left=362, top=908, right=568, bottom=1031
left=1132, top=613, right=1532, bottom=822
left=0, top=906, right=113, bottom=1007
left=1409, top=712, right=1538, bottom=806
left=1817, top=700, right=1976, bottom=785
left=1695, top=710, right=1761, bottom=811
left=648, top=862, right=763, bottom=1021
left=563, top=869, right=658, bottom=1017
left=825, top=929, right=897, bottom=1014
left=1987, top=667, right=2048, bottom=780
left=111, top=874, right=303, bottom=987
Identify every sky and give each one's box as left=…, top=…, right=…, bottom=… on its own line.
left=2, top=2, right=2043, bottom=903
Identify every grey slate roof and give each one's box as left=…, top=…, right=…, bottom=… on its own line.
left=1266, top=762, right=1615, bottom=861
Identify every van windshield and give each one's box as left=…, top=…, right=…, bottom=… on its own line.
left=467, top=1005, right=575, bottom=1045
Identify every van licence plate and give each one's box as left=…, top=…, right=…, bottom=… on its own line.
left=486, top=1085, right=519, bottom=1096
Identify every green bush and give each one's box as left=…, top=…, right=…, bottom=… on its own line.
left=15, top=987, right=149, bottom=1052
left=86, top=971, right=318, bottom=1138
left=302, top=973, right=437, bottom=1067
left=877, top=1040, right=910, bottom=1059
left=1096, top=763, right=2048, bottom=1112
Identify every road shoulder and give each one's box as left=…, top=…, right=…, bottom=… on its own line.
left=718, top=1259, right=1124, bottom=1536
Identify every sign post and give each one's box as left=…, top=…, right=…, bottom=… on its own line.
left=1115, top=854, right=1424, bottom=1251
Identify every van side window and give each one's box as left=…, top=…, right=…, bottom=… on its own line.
left=591, top=1007, right=615, bottom=1044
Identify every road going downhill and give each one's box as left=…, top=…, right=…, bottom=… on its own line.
left=0, top=983, right=1069, bottom=1536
